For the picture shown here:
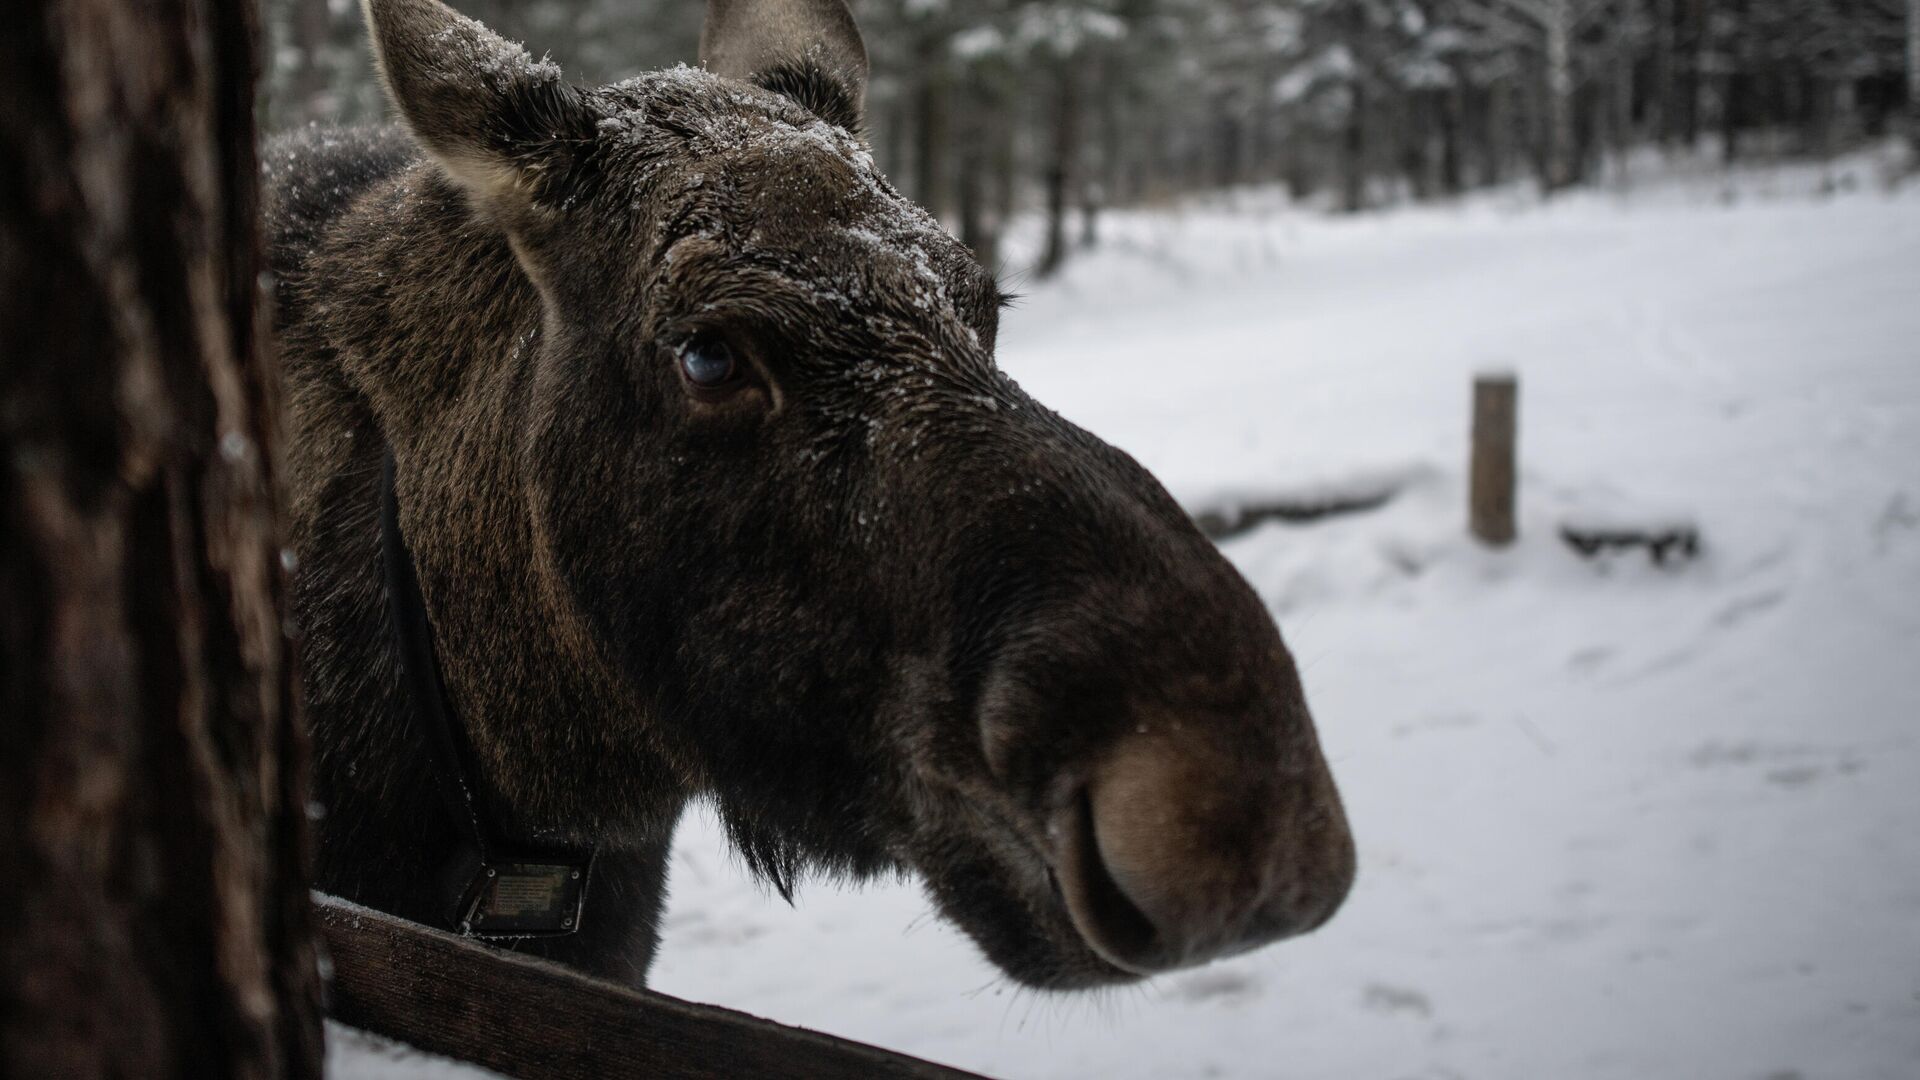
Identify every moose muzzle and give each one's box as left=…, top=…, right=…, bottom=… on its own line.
left=1050, top=722, right=1355, bottom=974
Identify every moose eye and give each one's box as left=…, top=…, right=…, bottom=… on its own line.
left=677, top=337, right=737, bottom=389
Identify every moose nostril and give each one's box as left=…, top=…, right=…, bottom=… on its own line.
left=1051, top=788, right=1166, bottom=974
left=1048, top=727, right=1355, bottom=975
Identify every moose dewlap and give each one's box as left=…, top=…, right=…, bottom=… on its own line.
left=267, top=0, right=1355, bottom=991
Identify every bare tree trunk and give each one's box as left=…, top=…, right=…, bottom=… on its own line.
left=1719, top=0, right=1745, bottom=164
left=1076, top=56, right=1106, bottom=249
left=1574, top=79, right=1601, bottom=184
left=1100, top=66, right=1129, bottom=204
left=1401, top=91, right=1432, bottom=200
left=1544, top=6, right=1577, bottom=190
left=1650, top=0, right=1675, bottom=143
left=955, top=63, right=998, bottom=267
left=991, top=100, right=1018, bottom=248
left=912, top=38, right=951, bottom=225
left=0, top=0, right=323, bottom=1074
left=956, top=137, right=990, bottom=264
left=880, top=92, right=910, bottom=190
left=1341, top=81, right=1367, bottom=213
left=1808, top=73, right=1836, bottom=157
left=1481, top=81, right=1509, bottom=186
left=1440, top=82, right=1466, bottom=195
left=1038, top=59, right=1080, bottom=278
left=1215, top=96, right=1245, bottom=188
left=1611, top=35, right=1635, bottom=176
left=1078, top=139, right=1101, bottom=251
left=284, top=0, right=335, bottom=127
left=1673, top=0, right=1707, bottom=148
left=1722, top=69, right=1744, bottom=164
left=1907, top=0, right=1920, bottom=154
left=1247, top=90, right=1273, bottom=186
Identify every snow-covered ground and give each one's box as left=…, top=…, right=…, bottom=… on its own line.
left=327, top=1023, right=505, bottom=1080
left=636, top=149, right=1920, bottom=1080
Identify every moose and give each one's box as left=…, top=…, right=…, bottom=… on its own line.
left=265, top=0, right=1355, bottom=991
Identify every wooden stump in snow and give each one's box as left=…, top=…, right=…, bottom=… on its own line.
left=1470, top=373, right=1518, bottom=546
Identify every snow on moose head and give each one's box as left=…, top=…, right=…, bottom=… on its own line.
left=314, top=0, right=1354, bottom=989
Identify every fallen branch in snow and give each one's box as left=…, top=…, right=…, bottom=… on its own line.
left=1558, top=523, right=1701, bottom=565
left=316, top=894, right=982, bottom=1080
left=1192, top=487, right=1399, bottom=540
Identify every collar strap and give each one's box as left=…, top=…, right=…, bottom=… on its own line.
left=379, top=451, right=593, bottom=938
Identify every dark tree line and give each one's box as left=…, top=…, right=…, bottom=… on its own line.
left=263, top=0, right=1919, bottom=268
left=266, top=0, right=1920, bottom=267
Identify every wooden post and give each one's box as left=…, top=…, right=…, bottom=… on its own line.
left=1470, top=373, right=1518, bottom=545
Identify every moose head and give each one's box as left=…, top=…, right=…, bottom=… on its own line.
left=305, top=0, right=1353, bottom=990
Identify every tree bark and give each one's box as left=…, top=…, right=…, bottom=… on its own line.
left=1099, top=61, right=1130, bottom=205
left=1543, top=6, right=1577, bottom=190
left=1341, top=81, right=1367, bottom=214
left=990, top=101, right=1018, bottom=251
left=1038, top=59, right=1081, bottom=278
left=1907, top=0, right=1920, bottom=154
left=283, top=0, right=337, bottom=128
left=1402, top=91, right=1432, bottom=201
left=1481, top=81, right=1509, bottom=186
left=1440, top=83, right=1465, bottom=196
left=1650, top=0, right=1675, bottom=143
left=1678, top=0, right=1705, bottom=147
left=880, top=92, right=911, bottom=191
left=1611, top=35, right=1635, bottom=176
left=1215, top=99, right=1245, bottom=189
left=1722, top=70, right=1745, bottom=163
left=955, top=62, right=998, bottom=268
left=1718, top=0, right=1746, bottom=164
left=0, top=0, right=323, bottom=1075
left=911, top=36, right=951, bottom=224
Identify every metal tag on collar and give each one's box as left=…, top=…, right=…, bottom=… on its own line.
left=456, top=851, right=594, bottom=938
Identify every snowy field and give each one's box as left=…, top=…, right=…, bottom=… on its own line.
left=639, top=151, right=1920, bottom=1080
left=323, top=151, right=1920, bottom=1080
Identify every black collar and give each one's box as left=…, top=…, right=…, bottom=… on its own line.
left=379, top=451, right=593, bottom=938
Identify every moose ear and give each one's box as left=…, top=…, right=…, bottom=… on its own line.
left=700, top=0, right=869, bottom=132
left=361, top=0, right=593, bottom=203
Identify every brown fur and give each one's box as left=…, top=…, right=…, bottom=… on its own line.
left=265, top=0, right=1353, bottom=990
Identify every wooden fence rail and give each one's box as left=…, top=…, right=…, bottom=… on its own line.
left=317, top=895, right=985, bottom=1080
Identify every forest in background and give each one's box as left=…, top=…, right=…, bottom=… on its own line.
left=265, top=0, right=1920, bottom=275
